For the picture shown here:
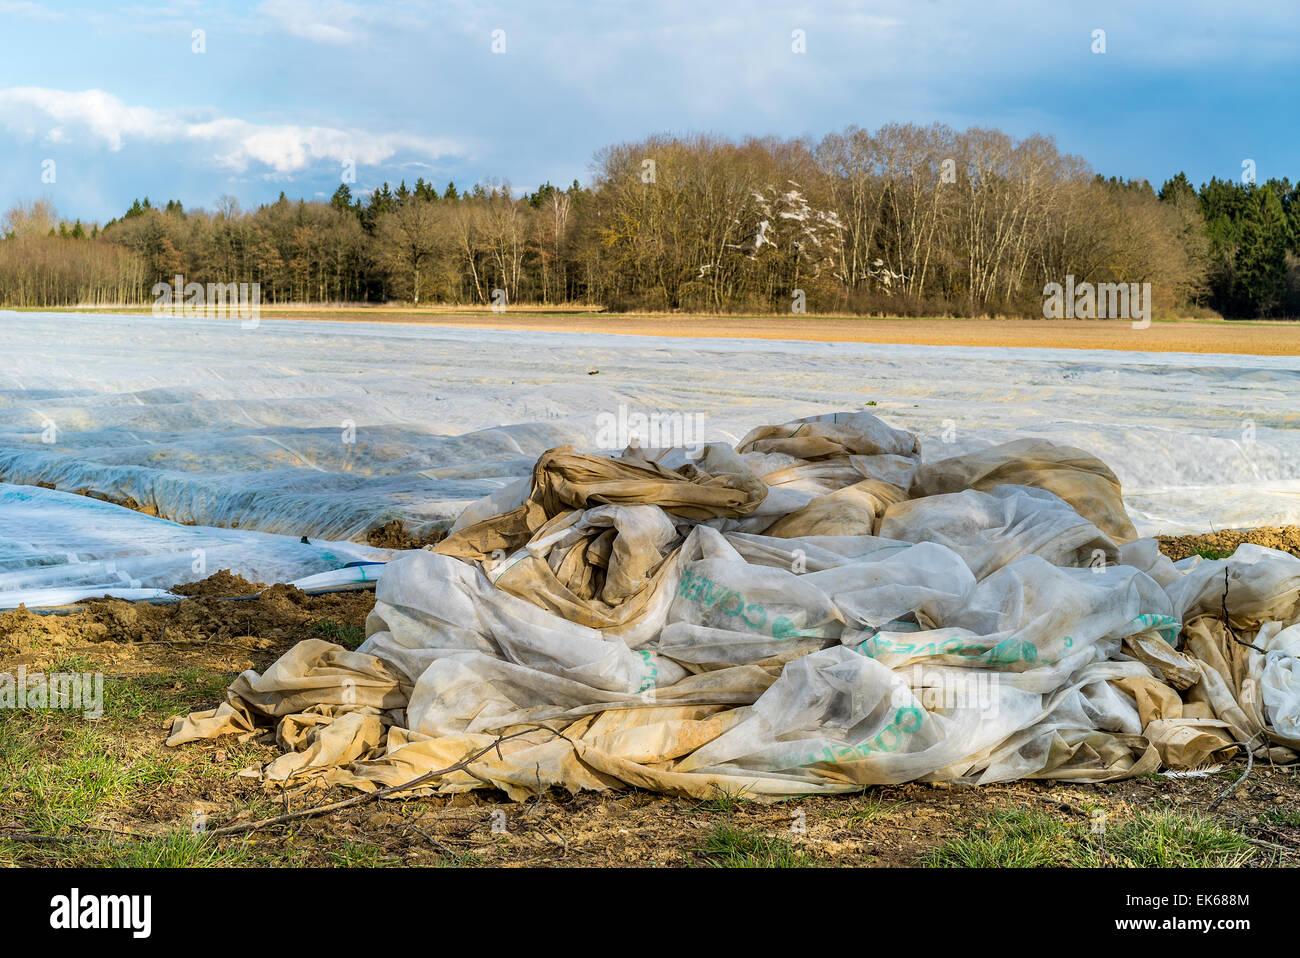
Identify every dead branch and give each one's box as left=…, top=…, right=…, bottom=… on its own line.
left=1207, top=735, right=1258, bottom=814
left=206, top=725, right=566, bottom=838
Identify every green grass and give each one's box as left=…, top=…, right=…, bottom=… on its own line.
left=1193, top=546, right=1237, bottom=561
left=0, top=716, right=182, bottom=834
left=324, top=840, right=404, bottom=867
left=841, top=791, right=906, bottom=825
left=0, top=828, right=277, bottom=868
left=924, top=808, right=1256, bottom=868
left=1261, top=807, right=1300, bottom=828
left=0, top=667, right=238, bottom=836
left=311, top=619, right=366, bottom=650
left=1115, top=810, right=1256, bottom=867
left=434, top=852, right=484, bottom=867
left=111, top=669, right=234, bottom=718
left=0, top=664, right=352, bottom=868
left=691, top=823, right=818, bottom=868
left=924, top=808, right=1078, bottom=867
left=44, top=651, right=97, bottom=673
left=692, top=784, right=752, bottom=816
left=101, top=829, right=263, bottom=867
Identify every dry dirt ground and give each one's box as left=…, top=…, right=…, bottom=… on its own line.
left=284, top=312, right=1300, bottom=356
left=59, top=306, right=1300, bottom=356
left=2, top=527, right=1299, bottom=868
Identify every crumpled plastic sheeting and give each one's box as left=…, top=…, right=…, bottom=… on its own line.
left=910, top=438, right=1139, bottom=544
left=168, top=410, right=1300, bottom=801
left=0, top=482, right=387, bottom=603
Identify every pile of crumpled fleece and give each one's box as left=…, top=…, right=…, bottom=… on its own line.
left=168, top=411, right=1300, bottom=801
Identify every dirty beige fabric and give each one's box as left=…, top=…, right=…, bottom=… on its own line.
left=267, top=708, right=387, bottom=781
left=1113, top=675, right=1237, bottom=768
left=437, top=447, right=768, bottom=561
left=166, top=639, right=407, bottom=745
left=761, top=479, right=906, bottom=538
left=910, top=438, right=1139, bottom=543
left=1183, top=616, right=1300, bottom=759
left=168, top=410, right=1300, bottom=802
left=487, top=505, right=681, bottom=635
left=736, top=412, right=920, bottom=461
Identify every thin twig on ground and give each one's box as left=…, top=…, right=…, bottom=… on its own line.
left=207, top=725, right=565, bottom=838
left=1208, top=737, right=1258, bottom=814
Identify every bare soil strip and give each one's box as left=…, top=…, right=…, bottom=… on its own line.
left=249, top=310, right=1300, bottom=356
left=46, top=307, right=1300, bottom=355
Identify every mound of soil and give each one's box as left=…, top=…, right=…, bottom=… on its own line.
left=0, top=573, right=375, bottom=674
left=1158, top=525, right=1300, bottom=562
left=365, top=519, right=445, bottom=550
left=170, top=569, right=265, bottom=597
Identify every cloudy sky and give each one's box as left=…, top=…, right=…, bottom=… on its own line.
left=1, top=0, right=1297, bottom=222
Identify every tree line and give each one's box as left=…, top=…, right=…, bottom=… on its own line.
left=2, top=123, right=1298, bottom=318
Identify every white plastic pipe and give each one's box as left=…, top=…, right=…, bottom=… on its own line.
left=0, top=586, right=179, bottom=610
left=288, top=563, right=385, bottom=592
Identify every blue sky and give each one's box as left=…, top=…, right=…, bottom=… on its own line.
left=1, top=0, right=1297, bottom=223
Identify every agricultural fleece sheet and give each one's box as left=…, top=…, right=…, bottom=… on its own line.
left=169, top=411, right=1300, bottom=798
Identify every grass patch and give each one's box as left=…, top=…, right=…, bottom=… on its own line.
left=842, top=791, right=906, bottom=825
left=0, top=634, right=408, bottom=867
left=1112, top=810, right=1255, bottom=867
left=1194, top=546, right=1236, bottom=561
left=0, top=715, right=180, bottom=834
left=1262, top=808, right=1300, bottom=828
left=692, top=784, right=752, bottom=816
left=312, top=619, right=366, bottom=650
left=691, top=823, right=818, bottom=868
left=924, top=809, right=1078, bottom=867
left=100, top=829, right=263, bottom=868
left=924, top=808, right=1256, bottom=868
left=0, top=666, right=243, bottom=849
left=324, top=840, right=403, bottom=867
left=434, top=852, right=484, bottom=867
left=45, top=651, right=97, bottom=673
left=0, top=829, right=273, bottom=868
left=110, top=669, right=236, bottom=719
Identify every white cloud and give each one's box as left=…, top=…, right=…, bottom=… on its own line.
left=117, top=0, right=202, bottom=17
left=0, top=0, right=64, bottom=20
left=0, top=88, right=163, bottom=152
left=0, top=87, right=465, bottom=175
left=255, top=0, right=369, bottom=45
